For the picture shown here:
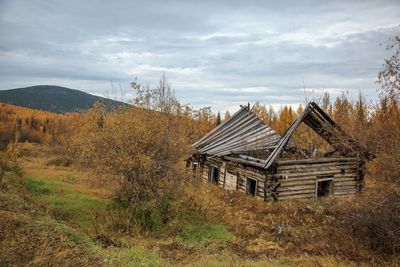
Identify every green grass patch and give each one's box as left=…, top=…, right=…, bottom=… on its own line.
left=22, top=175, right=107, bottom=231
left=180, top=223, right=234, bottom=246
left=100, top=246, right=168, bottom=267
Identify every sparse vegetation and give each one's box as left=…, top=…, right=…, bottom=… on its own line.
left=1, top=137, right=399, bottom=266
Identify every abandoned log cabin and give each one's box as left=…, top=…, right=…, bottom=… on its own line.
left=188, top=102, right=372, bottom=201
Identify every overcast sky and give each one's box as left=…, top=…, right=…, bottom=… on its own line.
left=0, top=0, right=399, bottom=112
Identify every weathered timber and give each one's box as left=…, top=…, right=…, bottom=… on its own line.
left=223, top=156, right=265, bottom=169
left=190, top=101, right=369, bottom=201
left=277, top=157, right=357, bottom=165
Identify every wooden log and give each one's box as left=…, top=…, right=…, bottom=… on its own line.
left=238, top=154, right=267, bottom=164
left=263, top=106, right=312, bottom=169
left=333, top=174, right=358, bottom=178
left=277, top=176, right=358, bottom=187
left=277, top=162, right=358, bottom=169
left=276, top=169, right=356, bottom=178
left=224, top=158, right=265, bottom=171
left=277, top=185, right=315, bottom=191
left=224, top=156, right=264, bottom=168
left=235, top=167, right=266, bottom=177
left=335, top=185, right=359, bottom=191
left=276, top=161, right=357, bottom=171
left=279, top=180, right=316, bottom=188
left=334, top=185, right=359, bottom=191
left=277, top=166, right=358, bottom=175
left=277, top=157, right=357, bottom=166
left=334, top=181, right=358, bottom=186
left=276, top=179, right=311, bottom=187
left=333, top=178, right=358, bottom=183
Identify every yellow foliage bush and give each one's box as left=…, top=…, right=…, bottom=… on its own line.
left=68, top=103, right=190, bottom=204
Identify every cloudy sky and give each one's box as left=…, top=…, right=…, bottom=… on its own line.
left=0, top=0, right=399, bottom=112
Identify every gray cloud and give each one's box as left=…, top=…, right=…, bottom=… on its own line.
left=0, top=0, right=399, bottom=112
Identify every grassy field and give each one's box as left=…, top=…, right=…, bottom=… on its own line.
left=1, top=143, right=397, bottom=266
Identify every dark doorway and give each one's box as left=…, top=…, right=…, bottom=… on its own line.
left=246, top=178, right=257, bottom=196
left=209, top=166, right=219, bottom=185
left=192, top=163, right=198, bottom=179
left=316, top=178, right=333, bottom=197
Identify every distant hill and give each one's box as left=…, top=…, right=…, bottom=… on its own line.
left=0, top=85, right=128, bottom=113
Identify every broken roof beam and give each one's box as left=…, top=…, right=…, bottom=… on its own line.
left=303, top=107, right=361, bottom=156
left=223, top=155, right=266, bottom=169
left=238, top=154, right=267, bottom=164
left=263, top=101, right=372, bottom=170
left=263, top=102, right=313, bottom=169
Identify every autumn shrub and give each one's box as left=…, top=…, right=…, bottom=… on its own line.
left=66, top=76, right=220, bottom=237
left=91, top=187, right=206, bottom=240
left=326, top=186, right=400, bottom=262
left=69, top=103, right=189, bottom=201
left=346, top=192, right=400, bottom=255
left=66, top=76, right=207, bottom=234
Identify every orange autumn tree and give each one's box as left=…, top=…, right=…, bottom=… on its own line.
left=275, top=105, right=295, bottom=134
left=0, top=103, right=76, bottom=146
left=251, top=102, right=277, bottom=128
left=369, top=35, right=400, bottom=183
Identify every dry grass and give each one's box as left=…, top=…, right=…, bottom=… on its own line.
left=1, top=144, right=169, bottom=266
left=0, top=211, right=101, bottom=267
left=0, top=173, right=102, bottom=266
left=17, top=143, right=113, bottom=199
left=183, top=175, right=400, bottom=265
left=2, top=143, right=400, bottom=266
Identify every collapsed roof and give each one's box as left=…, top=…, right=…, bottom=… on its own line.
left=192, top=102, right=372, bottom=170
left=263, top=102, right=372, bottom=169
left=192, top=104, right=281, bottom=157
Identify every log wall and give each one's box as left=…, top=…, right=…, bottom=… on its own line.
left=200, top=158, right=267, bottom=200
left=224, top=172, right=237, bottom=191
left=270, top=157, right=363, bottom=200
left=226, top=163, right=266, bottom=200
left=193, top=156, right=364, bottom=201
